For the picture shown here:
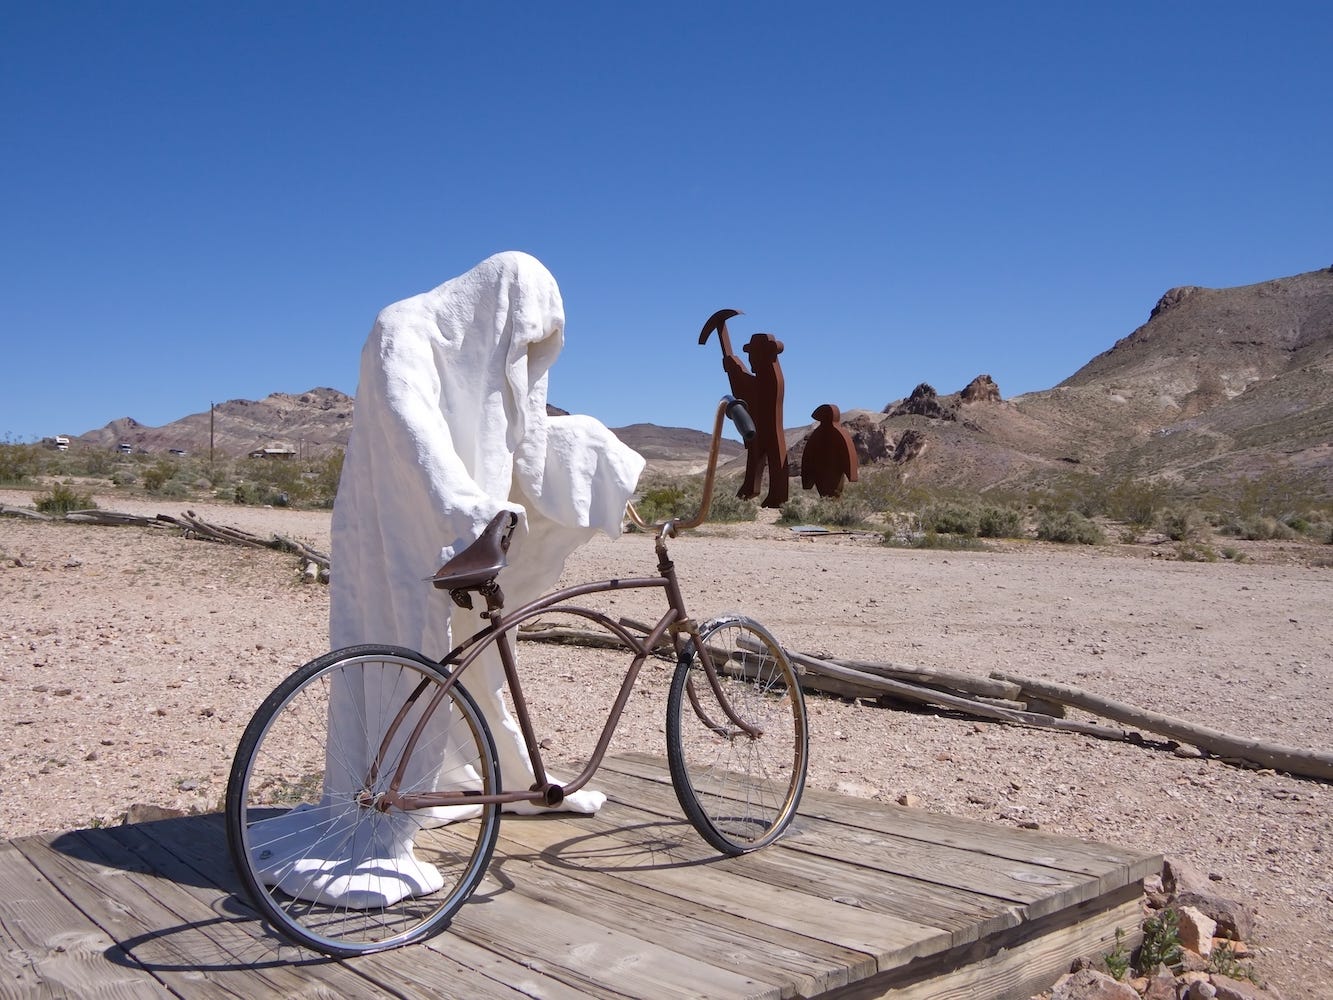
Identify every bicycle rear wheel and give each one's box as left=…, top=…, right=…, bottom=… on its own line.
left=666, top=616, right=808, bottom=855
left=225, top=645, right=500, bottom=956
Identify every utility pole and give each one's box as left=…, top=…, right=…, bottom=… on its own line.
left=210, top=402, right=215, bottom=467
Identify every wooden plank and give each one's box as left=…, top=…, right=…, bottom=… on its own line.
left=0, top=839, right=171, bottom=1000
left=127, top=812, right=603, bottom=1000
left=593, top=759, right=1100, bottom=918
left=100, top=818, right=407, bottom=999
left=817, top=883, right=1145, bottom=1000
left=449, top=881, right=782, bottom=1000
left=482, top=802, right=948, bottom=972
left=608, top=751, right=1157, bottom=882
left=495, top=816, right=872, bottom=997
left=12, top=833, right=246, bottom=999
left=498, top=799, right=1013, bottom=951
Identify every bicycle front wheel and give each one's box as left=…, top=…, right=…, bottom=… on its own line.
left=225, top=645, right=501, bottom=956
left=666, top=616, right=808, bottom=855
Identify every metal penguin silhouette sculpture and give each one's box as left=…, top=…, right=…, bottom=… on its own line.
left=699, top=308, right=857, bottom=507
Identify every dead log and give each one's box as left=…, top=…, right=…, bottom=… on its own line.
left=821, top=657, right=1023, bottom=701
left=0, top=504, right=54, bottom=521
left=992, top=671, right=1333, bottom=782
left=780, top=647, right=1135, bottom=741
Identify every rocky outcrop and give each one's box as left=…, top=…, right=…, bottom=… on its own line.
left=891, top=428, right=927, bottom=463
left=1150, top=285, right=1202, bottom=320
left=842, top=414, right=890, bottom=465
left=960, top=374, right=1001, bottom=404
left=885, top=383, right=956, bottom=421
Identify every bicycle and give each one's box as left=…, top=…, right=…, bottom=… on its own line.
left=225, top=396, right=809, bottom=957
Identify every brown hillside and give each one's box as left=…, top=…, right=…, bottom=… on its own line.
left=69, top=266, right=1333, bottom=498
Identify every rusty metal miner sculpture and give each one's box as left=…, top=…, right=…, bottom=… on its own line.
left=700, top=309, right=789, bottom=507
left=800, top=402, right=859, bottom=498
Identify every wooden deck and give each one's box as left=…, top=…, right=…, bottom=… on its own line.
left=1, top=753, right=1159, bottom=999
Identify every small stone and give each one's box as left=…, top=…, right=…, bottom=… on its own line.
left=896, top=793, right=922, bottom=808
left=1178, top=906, right=1221, bottom=960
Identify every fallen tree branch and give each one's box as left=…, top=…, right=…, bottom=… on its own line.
left=993, top=671, right=1333, bottom=781
left=776, top=645, right=1136, bottom=742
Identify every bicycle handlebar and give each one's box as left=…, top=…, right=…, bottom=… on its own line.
left=625, top=396, right=752, bottom=537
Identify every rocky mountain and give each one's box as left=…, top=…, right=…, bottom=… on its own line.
left=76, top=389, right=737, bottom=470
left=806, top=266, right=1333, bottom=495
left=73, top=265, right=1333, bottom=496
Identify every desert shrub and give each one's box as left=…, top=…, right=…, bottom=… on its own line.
left=921, top=502, right=979, bottom=537
left=1174, top=541, right=1218, bottom=562
left=1158, top=506, right=1207, bottom=542
left=706, top=487, right=758, bottom=523
left=1218, top=515, right=1297, bottom=541
left=781, top=493, right=872, bottom=529
left=776, top=497, right=807, bottom=525
left=34, top=481, right=97, bottom=515
left=632, top=481, right=692, bottom=526
left=142, top=461, right=174, bottom=493
left=1036, top=510, right=1103, bottom=545
left=883, top=530, right=986, bottom=551
left=310, top=450, right=345, bottom=507
left=0, top=442, right=41, bottom=484
left=232, top=481, right=266, bottom=505
left=977, top=505, right=1023, bottom=538
left=1106, top=477, right=1167, bottom=527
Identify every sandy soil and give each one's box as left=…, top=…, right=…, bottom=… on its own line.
left=1, top=487, right=1329, bottom=993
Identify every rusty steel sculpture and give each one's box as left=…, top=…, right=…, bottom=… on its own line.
left=801, top=402, right=859, bottom=498
left=699, top=309, right=859, bottom=504
left=699, top=308, right=790, bottom=507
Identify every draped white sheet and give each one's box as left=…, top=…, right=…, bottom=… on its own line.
left=254, top=252, right=644, bottom=907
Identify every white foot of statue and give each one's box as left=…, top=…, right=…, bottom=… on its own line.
left=248, top=800, right=445, bottom=908
left=504, top=787, right=607, bottom=815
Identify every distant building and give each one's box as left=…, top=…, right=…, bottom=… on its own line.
left=117, top=443, right=133, bottom=454
left=248, top=446, right=297, bottom=460
left=53, top=436, right=69, bottom=452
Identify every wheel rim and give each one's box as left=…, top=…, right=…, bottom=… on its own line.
left=671, top=619, right=807, bottom=851
left=231, top=652, right=499, bottom=953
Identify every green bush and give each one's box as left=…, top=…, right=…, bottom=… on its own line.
left=883, top=530, right=986, bottom=551
left=0, top=442, right=40, bottom=484
left=977, top=505, right=1023, bottom=538
left=34, top=481, right=97, bottom=515
left=706, top=487, right=758, bottom=523
left=1158, top=506, right=1207, bottom=542
left=921, top=502, right=979, bottom=537
left=142, top=461, right=174, bottom=493
left=1036, top=510, right=1103, bottom=545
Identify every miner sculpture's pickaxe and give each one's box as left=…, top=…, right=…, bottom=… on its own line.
left=699, top=308, right=747, bottom=401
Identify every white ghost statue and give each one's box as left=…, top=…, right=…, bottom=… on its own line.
left=255, top=251, right=644, bottom=907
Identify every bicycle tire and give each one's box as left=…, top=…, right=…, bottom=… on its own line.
left=666, top=616, right=808, bottom=855
left=225, top=644, right=500, bottom=956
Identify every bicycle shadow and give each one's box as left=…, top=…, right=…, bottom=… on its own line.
left=496, top=814, right=721, bottom=874
left=45, top=814, right=349, bottom=973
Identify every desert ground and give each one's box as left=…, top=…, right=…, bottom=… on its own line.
left=1, top=487, right=1329, bottom=994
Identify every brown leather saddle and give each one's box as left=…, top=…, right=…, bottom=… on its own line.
left=429, top=510, right=519, bottom=609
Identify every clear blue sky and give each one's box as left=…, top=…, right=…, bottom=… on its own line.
left=3, top=2, right=1330, bottom=443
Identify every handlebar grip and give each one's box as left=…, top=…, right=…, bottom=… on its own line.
left=725, top=396, right=756, bottom=444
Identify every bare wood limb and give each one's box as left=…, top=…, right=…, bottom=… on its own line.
left=992, top=672, right=1333, bottom=781
left=780, top=647, right=1135, bottom=742
left=821, top=657, right=1023, bottom=701
left=0, top=504, right=54, bottom=521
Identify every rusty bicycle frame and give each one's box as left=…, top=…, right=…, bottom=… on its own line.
left=369, top=396, right=762, bottom=816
